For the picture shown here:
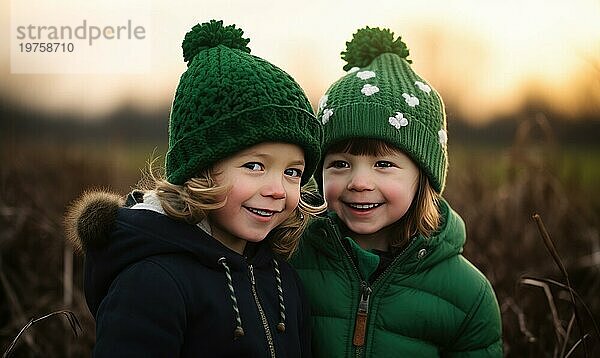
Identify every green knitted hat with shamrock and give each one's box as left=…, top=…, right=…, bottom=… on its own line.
left=317, top=26, right=448, bottom=193
left=166, top=20, right=322, bottom=185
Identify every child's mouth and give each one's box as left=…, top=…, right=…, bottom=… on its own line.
left=346, top=203, right=382, bottom=211
left=244, top=206, right=279, bottom=217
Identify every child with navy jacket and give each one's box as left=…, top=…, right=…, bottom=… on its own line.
left=65, top=20, right=322, bottom=357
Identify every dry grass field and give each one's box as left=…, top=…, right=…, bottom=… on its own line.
left=1, top=117, right=598, bottom=357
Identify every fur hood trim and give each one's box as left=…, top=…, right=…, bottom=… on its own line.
left=64, top=190, right=124, bottom=254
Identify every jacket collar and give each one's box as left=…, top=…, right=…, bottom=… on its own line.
left=304, top=198, right=466, bottom=274
left=112, top=207, right=274, bottom=271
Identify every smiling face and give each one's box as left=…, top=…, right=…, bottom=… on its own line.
left=323, top=142, right=419, bottom=250
left=208, top=142, right=305, bottom=254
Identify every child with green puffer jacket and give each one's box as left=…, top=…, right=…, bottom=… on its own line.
left=291, top=26, right=502, bottom=357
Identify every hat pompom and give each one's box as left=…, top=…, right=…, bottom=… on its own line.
left=341, top=26, right=411, bottom=71
left=182, top=19, right=251, bottom=66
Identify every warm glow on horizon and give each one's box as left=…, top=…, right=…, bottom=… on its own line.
left=1, top=0, right=599, bottom=123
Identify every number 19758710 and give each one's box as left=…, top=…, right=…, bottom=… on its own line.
left=19, top=42, right=74, bottom=52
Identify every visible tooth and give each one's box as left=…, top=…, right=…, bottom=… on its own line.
left=350, top=203, right=379, bottom=209
left=249, top=208, right=274, bottom=216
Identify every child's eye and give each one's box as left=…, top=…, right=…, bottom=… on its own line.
left=242, top=162, right=264, bottom=171
left=375, top=161, right=394, bottom=168
left=327, top=160, right=350, bottom=169
left=285, top=168, right=303, bottom=178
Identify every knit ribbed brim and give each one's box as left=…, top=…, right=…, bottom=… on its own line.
left=167, top=104, right=320, bottom=185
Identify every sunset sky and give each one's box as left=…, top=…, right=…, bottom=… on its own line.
left=1, top=0, right=599, bottom=124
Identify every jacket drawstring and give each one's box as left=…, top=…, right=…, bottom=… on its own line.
left=218, top=257, right=287, bottom=338
left=218, top=257, right=245, bottom=339
left=272, top=259, right=286, bottom=332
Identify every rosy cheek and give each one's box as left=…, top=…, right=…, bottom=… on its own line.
left=323, top=182, right=333, bottom=195
left=289, top=193, right=301, bottom=208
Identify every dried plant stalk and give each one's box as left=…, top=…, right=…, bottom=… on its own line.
left=2, top=310, right=81, bottom=358
left=532, top=214, right=589, bottom=357
left=521, top=278, right=566, bottom=343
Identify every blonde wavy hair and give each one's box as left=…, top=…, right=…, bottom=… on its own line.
left=140, top=159, right=326, bottom=259
left=327, top=139, right=441, bottom=251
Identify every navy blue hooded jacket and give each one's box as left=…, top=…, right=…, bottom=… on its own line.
left=66, top=191, right=311, bottom=357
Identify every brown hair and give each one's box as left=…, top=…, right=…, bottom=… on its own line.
left=140, top=160, right=325, bottom=259
left=327, top=138, right=441, bottom=250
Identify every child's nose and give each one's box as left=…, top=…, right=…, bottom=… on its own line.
left=347, top=171, right=374, bottom=191
left=261, top=176, right=286, bottom=199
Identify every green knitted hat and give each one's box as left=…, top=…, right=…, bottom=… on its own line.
left=166, top=20, right=322, bottom=185
left=317, top=26, right=448, bottom=193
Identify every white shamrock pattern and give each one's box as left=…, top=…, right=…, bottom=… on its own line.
left=361, top=84, right=379, bottom=96
left=322, top=108, right=334, bottom=124
left=415, top=81, right=431, bottom=94
left=318, top=94, right=328, bottom=111
left=402, top=93, right=419, bottom=107
left=356, top=70, right=376, bottom=80
left=388, top=112, right=408, bottom=129
left=438, top=129, right=448, bottom=145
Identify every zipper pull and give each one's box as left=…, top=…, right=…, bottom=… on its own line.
left=248, top=264, right=256, bottom=285
left=353, top=282, right=372, bottom=346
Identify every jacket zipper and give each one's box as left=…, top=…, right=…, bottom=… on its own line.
left=249, top=264, right=277, bottom=358
left=354, top=241, right=419, bottom=358
left=325, top=220, right=370, bottom=355
left=352, top=282, right=371, bottom=346
left=327, top=218, right=420, bottom=357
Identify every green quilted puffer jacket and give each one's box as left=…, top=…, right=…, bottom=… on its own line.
left=291, top=199, right=502, bottom=357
